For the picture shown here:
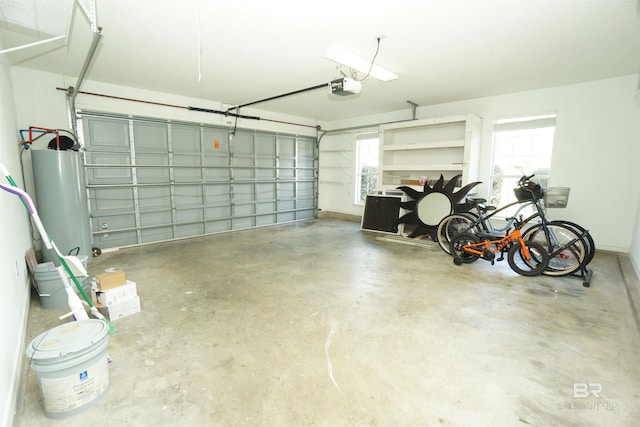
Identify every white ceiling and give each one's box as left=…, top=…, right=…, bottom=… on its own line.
left=2, top=0, right=640, bottom=122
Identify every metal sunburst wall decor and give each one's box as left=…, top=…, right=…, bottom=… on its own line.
left=394, top=174, right=480, bottom=240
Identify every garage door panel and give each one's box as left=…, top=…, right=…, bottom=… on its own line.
left=233, top=203, right=255, bottom=217
left=204, top=155, right=230, bottom=180
left=279, top=136, right=295, bottom=156
left=279, top=182, right=295, bottom=199
left=232, top=131, right=253, bottom=155
left=176, top=223, right=205, bottom=238
left=173, top=125, right=201, bottom=153
left=92, top=212, right=136, bottom=231
left=256, top=134, right=276, bottom=156
left=90, top=188, right=135, bottom=212
left=206, top=206, right=231, bottom=220
left=138, top=187, right=171, bottom=209
left=232, top=217, right=255, bottom=229
left=83, top=116, right=130, bottom=151
left=205, top=184, right=230, bottom=204
left=204, top=128, right=229, bottom=154
left=134, top=122, right=168, bottom=152
left=82, top=111, right=316, bottom=249
left=175, top=185, right=202, bottom=207
left=256, top=183, right=276, bottom=202
left=205, top=220, right=231, bottom=233
left=256, top=158, right=276, bottom=180
left=136, top=154, right=170, bottom=183
left=174, top=154, right=202, bottom=182
left=256, top=202, right=276, bottom=214
left=257, top=214, right=276, bottom=226
left=297, top=182, right=314, bottom=198
left=140, top=210, right=172, bottom=227
left=233, top=183, right=254, bottom=202
left=141, top=227, right=173, bottom=243
left=298, top=139, right=315, bottom=157
left=278, top=200, right=295, bottom=211
left=94, top=230, right=138, bottom=248
left=296, top=210, right=315, bottom=220
left=297, top=198, right=315, bottom=209
left=176, top=208, right=203, bottom=222
left=86, top=152, right=133, bottom=184
left=277, top=212, right=295, bottom=222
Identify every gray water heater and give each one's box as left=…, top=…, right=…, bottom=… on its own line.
left=32, top=149, right=92, bottom=263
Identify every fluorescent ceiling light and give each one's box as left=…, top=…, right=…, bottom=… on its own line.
left=324, top=47, right=398, bottom=82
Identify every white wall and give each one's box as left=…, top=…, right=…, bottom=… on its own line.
left=0, top=62, right=35, bottom=426
left=319, top=75, right=640, bottom=254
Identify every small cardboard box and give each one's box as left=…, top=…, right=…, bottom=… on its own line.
left=91, top=280, right=137, bottom=306
left=96, top=295, right=141, bottom=321
left=95, top=270, right=126, bottom=290
left=400, top=179, right=421, bottom=185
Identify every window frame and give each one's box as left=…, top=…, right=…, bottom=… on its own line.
left=489, top=113, right=556, bottom=213
left=354, top=134, right=380, bottom=205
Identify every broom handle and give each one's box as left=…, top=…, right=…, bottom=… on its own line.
left=1, top=166, right=117, bottom=334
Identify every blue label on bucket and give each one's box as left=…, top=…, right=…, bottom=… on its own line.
left=79, top=370, right=88, bottom=381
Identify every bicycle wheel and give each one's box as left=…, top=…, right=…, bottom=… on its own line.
left=522, top=223, right=586, bottom=276
left=449, top=232, right=481, bottom=264
left=549, top=220, right=595, bottom=267
left=507, top=241, right=549, bottom=276
left=436, top=213, right=477, bottom=254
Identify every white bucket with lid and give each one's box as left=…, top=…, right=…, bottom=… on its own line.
left=25, top=319, right=110, bottom=419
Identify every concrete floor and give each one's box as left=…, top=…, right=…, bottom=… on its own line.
left=15, top=218, right=640, bottom=426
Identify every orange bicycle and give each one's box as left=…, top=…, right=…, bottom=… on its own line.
left=450, top=218, right=550, bottom=276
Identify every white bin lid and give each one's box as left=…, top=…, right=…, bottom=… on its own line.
left=26, top=319, right=108, bottom=361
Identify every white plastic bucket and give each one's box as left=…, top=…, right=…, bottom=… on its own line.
left=25, top=319, right=110, bottom=419
left=33, top=258, right=90, bottom=310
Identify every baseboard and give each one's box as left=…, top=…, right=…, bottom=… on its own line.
left=618, top=253, right=640, bottom=337
left=4, top=288, right=31, bottom=427
left=630, top=254, right=640, bottom=286
left=317, top=210, right=362, bottom=223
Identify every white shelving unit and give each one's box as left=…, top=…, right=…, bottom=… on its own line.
left=318, top=149, right=353, bottom=188
left=378, top=114, right=481, bottom=191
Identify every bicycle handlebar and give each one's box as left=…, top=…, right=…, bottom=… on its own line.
left=517, top=174, right=535, bottom=186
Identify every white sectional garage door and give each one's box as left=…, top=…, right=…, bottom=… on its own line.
left=80, top=111, right=317, bottom=249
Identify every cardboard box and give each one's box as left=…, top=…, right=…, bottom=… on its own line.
left=400, top=179, right=421, bottom=185
left=91, top=280, right=137, bottom=306
left=96, top=295, right=141, bottom=320
left=95, top=270, right=126, bottom=290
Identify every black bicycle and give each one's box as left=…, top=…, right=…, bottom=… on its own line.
left=437, top=175, right=594, bottom=278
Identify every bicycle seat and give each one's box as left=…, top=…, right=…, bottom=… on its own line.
left=467, top=197, right=486, bottom=205
left=476, top=203, right=496, bottom=212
